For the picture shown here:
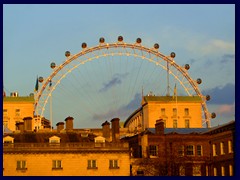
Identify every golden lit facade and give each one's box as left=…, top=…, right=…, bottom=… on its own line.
left=124, top=95, right=203, bottom=132
left=3, top=96, right=35, bottom=131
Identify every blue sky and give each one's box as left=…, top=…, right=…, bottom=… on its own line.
left=3, top=4, right=235, bottom=128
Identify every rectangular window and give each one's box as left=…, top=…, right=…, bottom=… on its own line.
left=87, top=160, right=97, bottom=169
left=229, top=165, right=233, bottom=176
left=220, top=142, right=225, bottom=155
left=3, top=109, right=8, bottom=116
left=15, top=109, right=20, bottom=116
left=213, top=144, right=217, bottom=156
left=16, top=160, right=26, bottom=170
left=185, top=119, right=190, bottom=128
left=161, top=108, right=166, bottom=116
left=221, top=166, right=225, bottom=176
left=228, top=140, right=233, bottom=153
left=163, top=120, right=166, bottom=128
left=173, top=119, right=177, bottom=128
left=184, top=108, right=189, bottom=116
left=206, top=166, right=209, bottom=176
left=173, top=108, right=177, bottom=116
left=186, top=145, right=194, bottom=155
left=178, top=145, right=184, bottom=157
left=109, top=160, right=119, bottom=169
left=149, top=145, right=158, bottom=156
left=213, top=167, right=217, bottom=176
left=197, top=145, right=202, bottom=156
left=52, top=160, right=62, bottom=169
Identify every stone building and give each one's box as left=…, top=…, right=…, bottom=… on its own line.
left=124, top=95, right=203, bottom=133
left=3, top=117, right=130, bottom=176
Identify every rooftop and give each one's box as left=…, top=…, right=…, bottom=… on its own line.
left=144, top=95, right=202, bottom=103
left=3, top=96, right=35, bottom=102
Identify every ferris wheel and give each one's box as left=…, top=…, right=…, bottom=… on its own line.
left=34, top=36, right=216, bottom=128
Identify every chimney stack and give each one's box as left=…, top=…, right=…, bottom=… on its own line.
left=16, top=122, right=24, bottom=133
left=111, top=118, right=120, bottom=142
left=65, top=116, right=74, bottom=131
left=155, top=119, right=164, bottom=135
left=56, top=122, right=65, bottom=132
left=23, top=117, right=33, bottom=131
left=102, top=121, right=110, bottom=140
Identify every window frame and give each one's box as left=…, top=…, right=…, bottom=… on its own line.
left=109, top=159, right=119, bottom=169
left=186, top=145, right=194, bottom=156
left=52, top=160, right=63, bottom=170
left=16, top=160, right=27, bottom=170
left=196, top=145, right=202, bottom=156
left=87, top=160, right=98, bottom=169
left=149, top=145, right=158, bottom=157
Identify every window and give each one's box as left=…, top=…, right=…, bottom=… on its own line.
left=184, top=108, right=189, bottom=116
left=221, top=166, right=225, bottom=176
left=197, top=145, right=202, bottom=156
left=3, top=121, right=8, bottom=128
left=185, top=119, right=190, bottom=128
left=228, top=140, right=233, bottom=153
left=173, top=119, right=177, bottom=128
left=229, top=164, right=233, bottom=176
left=136, top=170, right=144, bottom=176
left=213, top=167, right=217, bottom=176
left=149, top=145, right=158, bottom=156
left=206, top=166, right=209, bottom=176
left=87, top=160, right=97, bottom=169
left=109, top=160, right=119, bottom=169
left=173, top=108, right=177, bottom=116
left=161, top=108, right=165, bottom=116
left=52, top=160, right=62, bottom=169
left=3, top=109, right=8, bottom=116
left=15, top=109, right=20, bottom=116
left=163, top=120, right=166, bottom=128
left=178, top=145, right=184, bottom=157
left=186, top=145, right=194, bottom=155
left=16, top=160, right=27, bottom=170
left=220, top=142, right=225, bottom=155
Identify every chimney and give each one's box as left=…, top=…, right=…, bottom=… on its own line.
left=16, top=122, right=24, bottom=133
left=111, top=118, right=120, bottom=142
left=155, top=119, right=164, bottom=135
left=23, top=117, right=33, bottom=131
left=65, top=116, right=74, bottom=131
left=102, top=121, right=110, bottom=140
left=56, top=122, right=65, bottom=132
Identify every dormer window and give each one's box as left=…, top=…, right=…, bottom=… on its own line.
left=94, top=136, right=105, bottom=147
left=49, top=136, right=60, bottom=143
left=3, top=136, right=14, bottom=144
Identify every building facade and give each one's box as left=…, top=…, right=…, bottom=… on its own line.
left=3, top=94, right=35, bottom=132
left=3, top=117, right=131, bottom=176
left=124, top=120, right=235, bottom=176
left=124, top=95, right=203, bottom=133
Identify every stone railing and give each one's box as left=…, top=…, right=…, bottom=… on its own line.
left=3, top=142, right=129, bottom=153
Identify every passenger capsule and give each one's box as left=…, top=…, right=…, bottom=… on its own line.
left=197, top=78, right=202, bottom=84
left=50, top=62, right=56, bottom=69
left=185, top=64, right=190, bottom=70
left=38, top=77, right=44, bottom=83
left=99, top=37, right=105, bottom=43
left=136, top=38, right=142, bottom=44
left=170, top=52, right=176, bottom=58
left=154, top=43, right=159, bottom=49
left=206, top=95, right=211, bottom=101
left=82, top=42, right=87, bottom=48
left=65, top=51, right=71, bottom=57
left=211, top=112, right=216, bottom=119
left=118, top=36, right=123, bottom=42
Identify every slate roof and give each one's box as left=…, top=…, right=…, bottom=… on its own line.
left=3, top=132, right=97, bottom=143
